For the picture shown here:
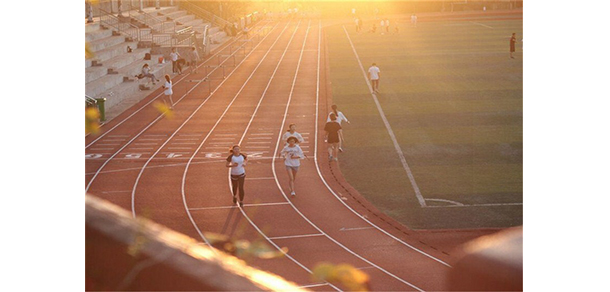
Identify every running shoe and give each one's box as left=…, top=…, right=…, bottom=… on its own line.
left=239, top=201, right=244, bottom=207
left=291, top=191, right=296, bottom=197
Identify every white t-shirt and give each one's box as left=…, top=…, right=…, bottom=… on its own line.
left=380, top=20, right=385, bottom=27
left=368, top=66, right=380, bottom=80
left=282, top=131, right=304, bottom=144
left=227, top=153, right=247, bottom=175
left=281, top=145, right=304, bottom=167
left=170, top=52, right=179, bottom=62
left=164, top=81, right=173, bottom=95
left=327, top=111, right=349, bottom=124
left=385, top=20, right=390, bottom=26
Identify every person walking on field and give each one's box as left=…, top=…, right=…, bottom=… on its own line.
left=161, top=74, right=174, bottom=110
left=385, top=19, right=390, bottom=33
left=324, top=113, right=342, bottom=162
left=380, top=19, right=385, bottom=35
left=327, top=105, right=350, bottom=152
left=411, top=14, right=417, bottom=27
left=282, top=123, right=304, bottom=145
left=510, top=33, right=517, bottom=59
left=280, top=136, right=305, bottom=197
left=226, top=145, right=248, bottom=207
left=368, top=63, right=381, bottom=93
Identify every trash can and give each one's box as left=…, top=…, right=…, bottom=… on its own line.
left=95, top=97, right=107, bottom=122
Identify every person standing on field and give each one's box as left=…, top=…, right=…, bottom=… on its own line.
left=368, top=63, right=381, bottom=93
left=385, top=19, right=390, bottom=33
left=380, top=19, right=385, bottom=35
left=324, top=113, right=342, bottom=162
left=280, top=137, right=305, bottom=197
left=226, top=145, right=247, bottom=207
left=510, top=33, right=517, bottom=59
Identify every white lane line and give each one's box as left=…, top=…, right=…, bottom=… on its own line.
left=470, top=21, right=494, bottom=29
left=339, top=227, right=374, bottom=232
left=300, top=283, right=330, bottom=288
left=268, top=234, right=325, bottom=240
left=425, top=203, right=523, bottom=208
left=342, top=25, right=426, bottom=207
left=304, top=26, right=450, bottom=270
left=264, top=21, right=425, bottom=291
left=221, top=20, right=340, bottom=292
left=189, top=202, right=291, bottom=211
left=179, top=21, right=300, bottom=255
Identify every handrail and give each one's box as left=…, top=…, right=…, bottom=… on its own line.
left=122, top=1, right=176, bottom=34
left=96, top=6, right=142, bottom=42
left=179, top=1, right=233, bottom=28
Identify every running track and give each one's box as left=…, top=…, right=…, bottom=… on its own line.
left=85, top=19, right=494, bottom=291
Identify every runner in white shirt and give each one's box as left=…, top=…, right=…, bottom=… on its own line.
left=226, top=145, right=248, bottom=207
left=280, top=137, right=305, bottom=197
left=161, top=74, right=174, bottom=110
left=380, top=19, right=385, bottom=35
left=368, top=63, right=381, bottom=93
left=327, top=104, right=349, bottom=152
left=281, top=124, right=304, bottom=146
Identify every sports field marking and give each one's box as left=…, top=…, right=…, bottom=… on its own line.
left=308, top=24, right=451, bottom=269
left=213, top=21, right=341, bottom=291
left=189, top=202, right=291, bottom=211
left=339, top=227, right=374, bottom=232
left=425, top=202, right=523, bottom=208
left=176, top=21, right=311, bottom=260
left=342, top=25, right=427, bottom=208
left=245, top=177, right=275, bottom=180
left=262, top=20, right=427, bottom=291
left=299, top=283, right=330, bottom=288
left=268, top=234, right=325, bottom=240
left=470, top=21, right=494, bottom=29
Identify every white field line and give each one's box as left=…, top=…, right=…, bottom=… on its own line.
left=307, top=24, right=451, bottom=270
left=341, top=25, right=427, bottom=207
left=223, top=20, right=340, bottom=292
left=470, top=21, right=494, bottom=29
left=268, top=20, right=425, bottom=291
left=180, top=21, right=335, bottom=279
left=84, top=27, right=269, bottom=193
left=85, top=24, right=269, bottom=149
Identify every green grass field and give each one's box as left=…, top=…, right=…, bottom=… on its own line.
left=325, top=16, right=523, bottom=229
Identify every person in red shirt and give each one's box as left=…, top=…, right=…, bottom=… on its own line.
left=324, top=113, right=342, bottom=162
left=510, top=33, right=517, bottom=59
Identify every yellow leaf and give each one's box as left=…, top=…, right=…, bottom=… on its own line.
left=86, top=42, right=94, bottom=59
left=153, top=101, right=174, bottom=119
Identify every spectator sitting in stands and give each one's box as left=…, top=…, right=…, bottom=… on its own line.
left=137, top=63, right=158, bottom=85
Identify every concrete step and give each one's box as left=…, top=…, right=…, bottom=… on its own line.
left=92, top=62, right=173, bottom=112
left=103, top=48, right=149, bottom=71
left=86, top=73, right=126, bottom=98
left=86, top=27, right=114, bottom=42
left=88, top=35, right=127, bottom=52
left=85, top=66, right=108, bottom=84
left=86, top=41, right=138, bottom=68
left=117, top=54, right=166, bottom=78
left=86, top=21, right=101, bottom=33
left=174, top=14, right=196, bottom=24
left=209, top=31, right=227, bottom=44
left=142, top=6, right=179, bottom=16
left=163, top=10, right=187, bottom=20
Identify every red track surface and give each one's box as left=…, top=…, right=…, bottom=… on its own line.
left=86, top=19, right=498, bottom=291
